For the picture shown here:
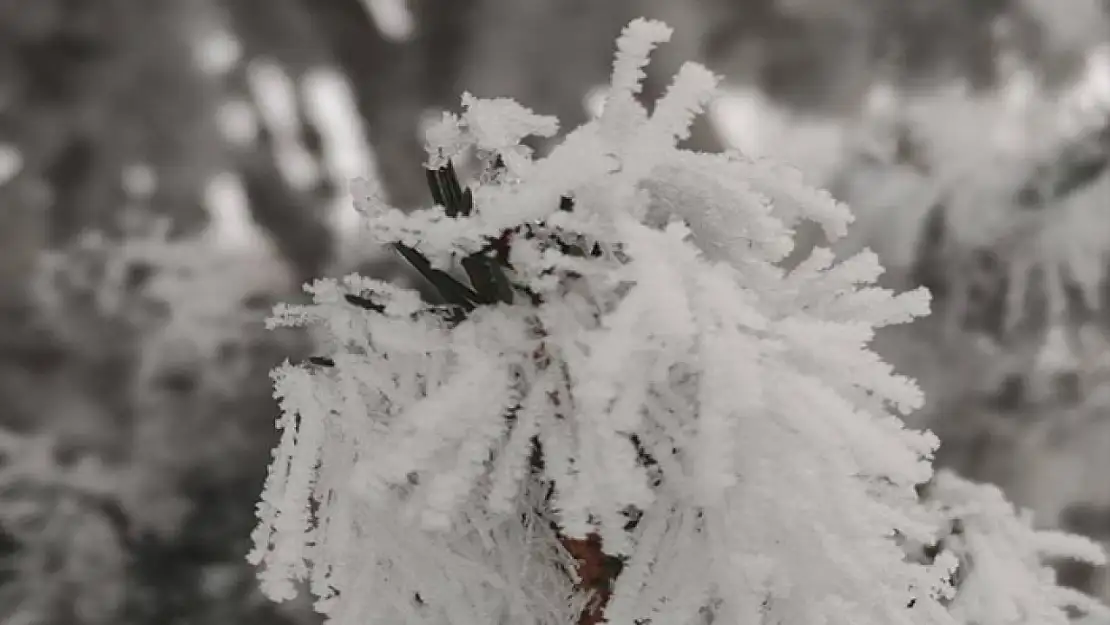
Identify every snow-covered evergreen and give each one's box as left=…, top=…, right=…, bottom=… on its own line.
left=247, top=18, right=1108, bottom=625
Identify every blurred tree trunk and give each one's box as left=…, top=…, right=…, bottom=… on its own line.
left=220, top=0, right=338, bottom=281
left=296, top=0, right=431, bottom=210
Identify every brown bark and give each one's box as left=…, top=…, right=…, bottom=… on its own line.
left=561, top=533, right=624, bottom=625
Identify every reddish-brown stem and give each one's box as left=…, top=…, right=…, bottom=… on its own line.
left=561, top=533, right=621, bottom=625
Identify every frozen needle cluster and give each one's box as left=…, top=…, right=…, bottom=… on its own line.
left=248, top=18, right=1107, bottom=625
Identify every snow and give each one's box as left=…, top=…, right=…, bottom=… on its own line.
left=300, top=68, right=381, bottom=239
left=246, top=59, right=321, bottom=192
left=0, top=143, right=23, bottom=186
left=360, top=0, right=414, bottom=42
left=247, top=18, right=1110, bottom=625
left=203, top=171, right=273, bottom=253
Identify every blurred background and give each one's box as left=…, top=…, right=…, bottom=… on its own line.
left=2, top=0, right=1110, bottom=623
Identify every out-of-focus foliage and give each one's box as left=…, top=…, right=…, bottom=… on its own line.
left=0, top=220, right=317, bottom=625
left=797, top=52, right=1110, bottom=603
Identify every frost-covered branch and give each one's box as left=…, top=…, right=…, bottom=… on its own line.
left=248, top=17, right=1108, bottom=625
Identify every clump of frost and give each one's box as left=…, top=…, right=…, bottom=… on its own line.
left=248, top=17, right=1108, bottom=625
